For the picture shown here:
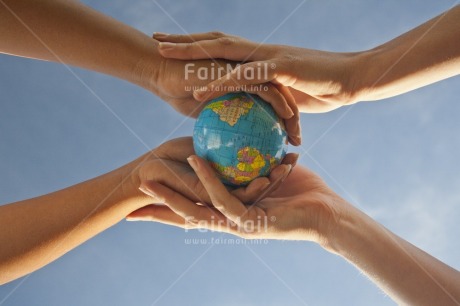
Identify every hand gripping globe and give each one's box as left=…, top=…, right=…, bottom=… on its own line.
left=193, top=92, right=288, bottom=187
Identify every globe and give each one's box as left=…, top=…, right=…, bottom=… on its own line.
left=193, top=92, right=288, bottom=187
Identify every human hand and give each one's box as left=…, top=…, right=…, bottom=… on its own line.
left=127, top=137, right=298, bottom=224
left=144, top=41, right=300, bottom=145
left=128, top=153, right=345, bottom=246
left=153, top=32, right=361, bottom=113
left=143, top=51, right=228, bottom=118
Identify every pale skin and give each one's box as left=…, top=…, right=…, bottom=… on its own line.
left=127, top=5, right=460, bottom=305
left=0, top=137, right=296, bottom=284
left=131, top=156, right=460, bottom=306
left=1, top=0, right=459, bottom=303
left=0, top=0, right=300, bottom=143
left=154, top=5, right=460, bottom=113
left=0, top=0, right=301, bottom=284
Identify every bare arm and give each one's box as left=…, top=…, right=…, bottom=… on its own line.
left=356, top=4, right=460, bottom=101
left=131, top=160, right=460, bottom=305
left=0, top=0, right=155, bottom=90
left=0, top=139, right=188, bottom=284
left=154, top=5, right=460, bottom=113
left=330, top=205, right=460, bottom=305
left=0, top=159, right=147, bottom=285
left=0, top=0, right=300, bottom=132
left=0, top=137, right=289, bottom=285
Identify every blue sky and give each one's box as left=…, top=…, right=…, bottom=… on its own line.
left=1, top=0, right=459, bottom=305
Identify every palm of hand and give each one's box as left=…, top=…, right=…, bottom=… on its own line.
left=135, top=137, right=210, bottom=203
left=133, top=137, right=287, bottom=208
left=130, top=140, right=333, bottom=243
left=252, top=166, right=340, bottom=242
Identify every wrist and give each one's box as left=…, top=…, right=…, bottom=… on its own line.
left=114, top=153, right=156, bottom=211
left=346, top=47, right=388, bottom=103
left=322, top=200, right=374, bottom=256
left=296, top=190, right=363, bottom=255
left=296, top=191, right=352, bottom=249
left=130, top=40, right=162, bottom=94
left=338, top=50, right=376, bottom=104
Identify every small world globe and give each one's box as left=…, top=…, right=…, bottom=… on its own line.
left=193, top=92, right=288, bottom=187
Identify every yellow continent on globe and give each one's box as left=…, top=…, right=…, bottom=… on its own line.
left=211, top=147, right=278, bottom=185
left=204, top=95, right=254, bottom=126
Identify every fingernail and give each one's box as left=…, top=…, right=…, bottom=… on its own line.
left=291, top=153, right=299, bottom=168
left=296, top=123, right=302, bottom=144
left=286, top=108, right=295, bottom=118
left=290, top=135, right=301, bottom=146
left=295, top=136, right=302, bottom=145
left=126, top=217, right=141, bottom=222
left=153, top=32, right=169, bottom=37
left=193, top=91, right=203, bottom=100
left=187, top=156, right=198, bottom=170
left=159, top=42, right=176, bottom=50
left=194, top=87, right=208, bottom=98
left=281, top=164, right=292, bottom=182
left=139, top=184, right=158, bottom=199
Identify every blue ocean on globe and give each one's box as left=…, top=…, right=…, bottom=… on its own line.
left=193, top=92, right=288, bottom=187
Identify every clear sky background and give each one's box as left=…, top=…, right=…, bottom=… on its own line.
left=1, top=0, right=459, bottom=305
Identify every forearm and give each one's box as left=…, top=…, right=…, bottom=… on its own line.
left=353, top=5, right=460, bottom=101
left=0, top=157, right=150, bottom=284
left=327, top=203, right=460, bottom=305
left=0, top=0, right=159, bottom=90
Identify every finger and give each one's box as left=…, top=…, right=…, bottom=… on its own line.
left=194, top=61, right=277, bottom=102
left=250, top=164, right=293, bottom=205
left=158, top=37, right=262, bottom=61
left=153, top=31, right=227, bottom=43
left=126, top=205, right=241, bottom=236
left=138, top=159, right=211, bottom=205
left=281, top=152, right=299, bottom=167
left=231, top=176, right=270, bottom=204
left=289, top=88, right=340, bottom=113
left=245, top=83, right=294, bottom=119
left=278, top=85, right=301, bottom=145
left=231, top=151, right=298, bottom=204
left=126, top=205, right=186, bottom=226
left=139, top=180, right=217, bottom=222
left=187, top=155, right=249, bottom=224
left=244, top=153, right=298, bottom=203
left=153, top=137, right=195, bottom=163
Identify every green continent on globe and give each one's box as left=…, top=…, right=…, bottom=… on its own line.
left=204, top=95, right=254, bottom=126
left=211, top=147, right=278, bottom=185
